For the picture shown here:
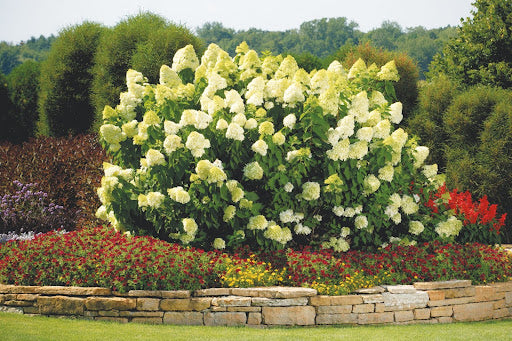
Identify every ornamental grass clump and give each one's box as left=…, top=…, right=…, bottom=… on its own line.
left=97, top=42, right=500, bottom=251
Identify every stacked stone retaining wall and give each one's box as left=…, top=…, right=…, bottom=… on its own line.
left=1, top=280, right=511, bottom=326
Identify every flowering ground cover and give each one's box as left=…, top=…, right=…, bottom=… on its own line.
left=0, top=226, right=510, bottom=295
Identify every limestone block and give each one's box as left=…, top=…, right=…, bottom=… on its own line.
left=506, top=291, right=512, bottom=307
left=38, top=296, right=85, bottom=315
left=262, top=306, right=315, bottom=325
left=358, top=312, right=394, bottom=324
left=0, top=294, right=4, bottom=304
left=316, top=313, right=357, bottom=325
left=427, top=296, right=475, bottom=307
left=98, top=310, right=120, bottom=317
left=493, top=299, right=506, bottom=310
left=194, top=288, right=231, bottom=297
left=128, top=290, right=162, bottom=297
left=247, top=312, right=262, bottom=325
left=160, top=298, right=211, bottom=311
left=204, top=312, right=247, bottom=326
left=394, top=310, right=414, bottom=322
left=442, top=287, right=476, bottom=299
left=95, top=317, right=128, bottom=323
left=317, top=305, right=352, bottom=314
left=475, top=286, right=498, bottom=302
left=354, top=287, right=385, bottom=294
left=163, top=311, right=203, bottom=325
left=427, top=291, right=445, bottom=301
left=362, top=294, right=384, bottom=304
left=414, top=308, right=431, bottom=320
left=38, top=286, right=111, bottom=296
left=383, top=292, right=429, bottom=309
left=310, top=295, right=363, bottom=306
left=352, top=304, right=374, bottom=313
left=226, top=306, right=261, bottom=312
left=4, top=300, right=33, bottom=307
left=84, top=297, right=136, bottom=311
left=211, top=296, right=251, bottom=307
left=438, top=316, right=454, bottom=323
left=136, top=298, right=160, bottom=311
left=452, top=302, right=494, bottom=321
left=490, top=281, right=512, bottom=293
left=231, top=287, right=316, bottom=299
left=160, top=290, right=191, bottom=299
left=119, top=311, right=163, bottom=317
left=22, top=306, right=39, bottom=314
left=131, top=317, right=163, bottom=324
left=16, top=294, right=39, bottom=301
left=430, top=306, right=453, bottom=317
left=211, top=306, right=227, bottom=312
left=0, top=306, right=23, bottom=314
left=494, top=308, right=510, bottom=319
left=0, top=285, right=38, bottom=294
left=384, top=285, right=417, bottom=294
left=413, top=280, right=471, bottom=290
left=251, top=297, right=308, bottom=307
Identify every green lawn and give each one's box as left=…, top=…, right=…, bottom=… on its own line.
left=1, top=312, right=512, bottom=341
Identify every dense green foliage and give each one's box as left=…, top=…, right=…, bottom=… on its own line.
left=430, top=0, right=512, bottom=88
left=406, top=75, right=459, bottom=168
left=91, top=12, right=202, bottom=123
left=0, top=135, right=109, bottom=227
left=5, top=60, right=40, bottom=143
left=38, top=22, right=105, bottom=136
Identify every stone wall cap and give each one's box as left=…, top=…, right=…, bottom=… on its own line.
left=384, top=285, right=417, bottom=294
left=354, top=286, right=385, bottom=294
left=37, top=286, right=112, bottom=296
left=230, top=287, right=317, bottom=298
left=413, top=280, right=472, bottom=290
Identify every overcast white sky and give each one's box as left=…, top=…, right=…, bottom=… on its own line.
left=1, top=0, right=474, bottom=43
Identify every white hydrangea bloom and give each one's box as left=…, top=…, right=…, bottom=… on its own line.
left=251, top=139, right=268, bottom=156
left=310, top=69, right=330, bottom=94
left=327, top=138, right=350, bottom=161
left=164, top=120, right=181, bottom=135
left=167, top=186, right=190, bottom=204
left=216, top=119, right=229, bottom=130
left=243, top=161, right=264, bottom=180
left=378, top=164, right=394, bottom=182
left=185, top=131, right=210, bottom=157
left=373, top=119, right=391, bottom=139
left=363, top=174, right=381, bottom=195
left=182, top=218, right=198, bottom=235
left=145, top=149, right=166, bottom=167
left=244, top=118, right=258, bottom=130
left=333, top=206, right=345, bottom=217
left=245, top=76, right=266, bottom=106
left=283, top=82, right=305, bottom=106
left=413, top=146, right=430, bottom=168
left=340, top=227, right=351, bottom=238
left=401, top=195, right=419, bottom=215
left=356, top=127, right=374, bottom=142
left=349, top=91, right=370, bottom=123
left=283, top=114, right=297, bottom=129
left=389, top=102, right=403, bottom=124
left=354, top=215, right=368, bottom=229
left=163, top=135, right=183, bottom=154
left=259, top=121, right=275, bottom=135
left=347, top=58, right=366, bottom=79
left=302, top=182, right=320, bottom=201
left=159, top=64, right=182, bottom=88
left=226, top=123, right=245, bottom=141
left=272, top=132, right=286, bottom=145
left=337, top=115, right=355, bottom=139
left=377, top=60, right=400, bottom=81
left=435, top=216, right=463, bottom=238
left=213, top=238, right=226, bottom=249
left=409, top=221, right=425, bottom=235
left=274, top=55, right=299, bottom=79
left=423, top=164, right=438, bottom=179
left=279, top=209, right=295, bottom=223
left=369, top=91, right=388, bottom=107
left=264, top=223, right=293, bottom=245
left=284, top=182, right=294, bottom=192
left=294, top=223, right=312, bottom=235
left=223, top=205, right=236, bottom=222
left=172, top=45, right=199, bottom=73
left=348, top=141, right=369, bottom=160
left=224, top=89, right=245, bottom=115
left=343, top=207, right=356, bottom=218
left=247, top=215, right=268, bottom=230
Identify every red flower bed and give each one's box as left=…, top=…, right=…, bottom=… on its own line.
left=1, top=226, right=510, bottom=294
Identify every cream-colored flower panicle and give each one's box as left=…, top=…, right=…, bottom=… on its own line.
left=172, top=45, right=199, bottom=73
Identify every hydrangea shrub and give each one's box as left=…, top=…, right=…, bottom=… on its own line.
left=97, top=42, right=457, bottom=251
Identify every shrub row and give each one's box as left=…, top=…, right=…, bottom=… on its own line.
left=0, top=226, right=510, bottom=294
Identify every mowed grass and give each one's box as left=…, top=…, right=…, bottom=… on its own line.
left=1, top=312, right=512, bottom=341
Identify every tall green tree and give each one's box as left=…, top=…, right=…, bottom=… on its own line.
left=7, top=60, right=40, bottom=142
left=0, top=73, right=14, bottom=141
left=431, top=0, right=512, bottom=88
left=38, top=22, right=105, bottom=136
left=92, top=12, right=202, bottom=119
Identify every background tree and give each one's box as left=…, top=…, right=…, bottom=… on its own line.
left=0, top=73, right=14, bottom=141
left=92, top=12, right=202, bottom=121
left=6, top=60, right=40, bottom=142
left=38, top=22, right=105, bottom=137
left=430, top=0, right=512, bottom=88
